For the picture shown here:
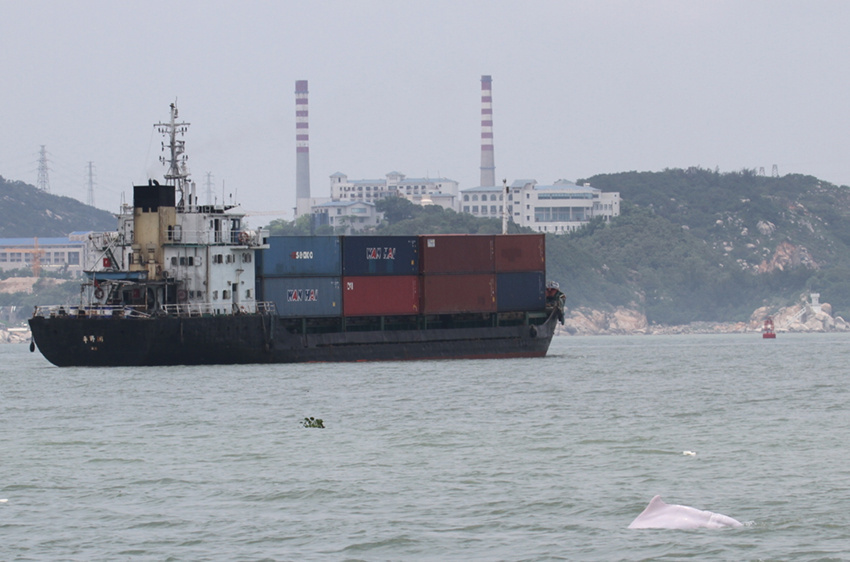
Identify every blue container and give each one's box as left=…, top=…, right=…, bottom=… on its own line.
left=260, top=276, right=342, bottom=317
left=259, top=236, right=341, bottom=277
left=342, top=236, right=419, bottom=276
left=496, top=271, right=545, bottom=312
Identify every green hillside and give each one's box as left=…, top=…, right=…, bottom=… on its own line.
left=0, top=176, right=116, bottom=237
left=556, top=168, right=850, bottom=323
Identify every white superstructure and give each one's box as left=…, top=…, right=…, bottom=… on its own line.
left=87, top=103, right=268, bottom=316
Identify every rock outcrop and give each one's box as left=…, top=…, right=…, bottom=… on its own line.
left=757, top=241, right=818, bottom=273
left=0, top=328, right=31, bottom=344
left=558, top=307, right=648, bottom=335
left=750, top=303, right=849, bottom=333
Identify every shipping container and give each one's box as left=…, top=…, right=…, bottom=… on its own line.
left=342, top=236, right=419, bottom=276
left=496, top=271, right=546, bottom=312
left=259, top=236, right=341, bottom=277
left=421, top=274, right=496, bottom=314
left=495, top=234, right=546, bottom=272
left=260, top=276, right=342, bottom=317
left=419, top=235, right=494, bottom=274
left=342, top=275, right=420, bottom=316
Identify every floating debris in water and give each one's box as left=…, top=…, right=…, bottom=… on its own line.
left=683, top=450, right=697, bottom=456
left=302, top=417, right=324, bottom=428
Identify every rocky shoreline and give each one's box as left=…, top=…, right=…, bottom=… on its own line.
left=556, top=301, right=850, bottom=336
left=0, top=328, right=31, bottom=344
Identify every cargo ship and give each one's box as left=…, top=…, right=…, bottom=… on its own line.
left=28, top=104, right=565, bottom=367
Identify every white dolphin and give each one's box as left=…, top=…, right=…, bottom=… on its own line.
left=628, top=495, right=743, bottom=530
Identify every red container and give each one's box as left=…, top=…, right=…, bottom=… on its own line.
left=342, top=275, right=421, bottom=317
left=421, top=274, right=496, bottom=314
left=419, top=235, right=494, bottom=274
left=495, top=234, right=545, bottom=272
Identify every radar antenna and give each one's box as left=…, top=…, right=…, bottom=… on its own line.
left=155, top=103, right=191, bottom=198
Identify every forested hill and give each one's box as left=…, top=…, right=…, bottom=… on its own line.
left=548, top=168, right=850, bottom=323
left=583, top=168, right=850, bottom=271
left=0, top=176, right=115, bottom=237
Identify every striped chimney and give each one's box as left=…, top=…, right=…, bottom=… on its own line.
left=295, top=80, right=311, bottom=212
left=479, top=75, right=495, bottom=187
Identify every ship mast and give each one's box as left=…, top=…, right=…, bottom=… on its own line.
left=155, top=103, right=191, bottom=203
left=501, top=178, right=509, bottom=235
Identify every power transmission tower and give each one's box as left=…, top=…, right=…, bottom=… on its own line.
left=771, top=164, right=779, bottom=177
left=86, top=162, right=96, bottom=207
left=37, top=145, right=51, bottom=192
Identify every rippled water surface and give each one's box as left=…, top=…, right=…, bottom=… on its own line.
left=3, top=333, right=850, bottom=560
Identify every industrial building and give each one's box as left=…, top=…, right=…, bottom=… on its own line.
left=0, top=232, right=95, bottom=276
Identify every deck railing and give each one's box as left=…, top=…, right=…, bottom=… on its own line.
left=33, top=301, right=276, bottom=319
left=32, top=305, right=151, bottom=319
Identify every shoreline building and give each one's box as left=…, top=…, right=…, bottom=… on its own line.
left=0, top=232, right=97, bottom=276
left=329, top=171, right=459, bottom=211
left=460, top=179, right=619, bottom=234
left=310, top=200, right=381, bottom=234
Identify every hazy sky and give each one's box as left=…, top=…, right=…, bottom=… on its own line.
left=2, top=1, right=848, bottom=223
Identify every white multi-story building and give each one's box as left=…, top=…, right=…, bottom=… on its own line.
left=311, top=200, right=382, bottom=234
left=460, top=179, right=620, bottom=234
left=329, top=172, right=459, bottom=211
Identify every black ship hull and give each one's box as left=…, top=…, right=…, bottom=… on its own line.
left=29, top=311, right=559, bottom=367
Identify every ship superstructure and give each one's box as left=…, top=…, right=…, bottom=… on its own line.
left=88, top=103, right=267, bottom=317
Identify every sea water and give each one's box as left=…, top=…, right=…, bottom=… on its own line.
left=2, top=333, right=850, bottom=560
